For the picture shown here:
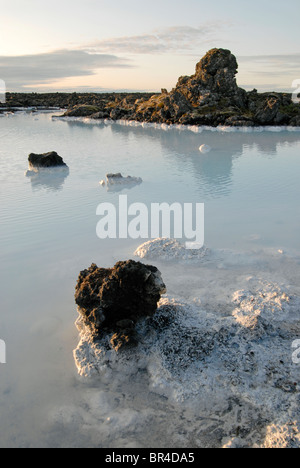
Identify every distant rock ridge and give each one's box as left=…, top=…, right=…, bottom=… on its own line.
left=58, top=48, right=300, bottom=127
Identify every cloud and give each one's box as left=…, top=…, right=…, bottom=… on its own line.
left=238, top=54, right=300, bottom=79
left=0, top=24, right=229, bottom=91
left=238, top=53, right=300, bottom=70
left=0, top=49, right=133, bottom=91
left=84, top=24, right=230, bottom=55
left=237, top=54, right=300, bottom=91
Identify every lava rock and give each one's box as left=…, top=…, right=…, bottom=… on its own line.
left=173, top=48, right=247, bottom=109
left=195, top=48, right=240, bottom=95
left=28, top=151, right=67, bottom=168
left=290, top=115, right=300, bottom=126
left=75, top=260, right=166, bottom=350
left=254, top=97, right=281, bottom=124
left=63, top=104, right=100, bottom=117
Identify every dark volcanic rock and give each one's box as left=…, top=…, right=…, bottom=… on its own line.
left=75, top=260, right=166, bottom=350
left=175, top=48, right=247, bottom=108
left=28, top=151, right=67, bottom=168
left=63, top=104, right=100, bottom=117
left=195, top=48, right=240, bottom=94
left=254, top=96, right=281, bottom=124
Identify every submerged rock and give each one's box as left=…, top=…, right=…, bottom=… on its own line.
left=100, top=173, right=143, bottom=190
left=75, top=260, right=166, bottom=351
left=28, top=151, right=67, bottom=168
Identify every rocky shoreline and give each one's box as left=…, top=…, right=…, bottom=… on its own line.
left=2, top=48, right=300, bottom=128
left=74, top=240, right=300, bottom=448
left=0, top=92, right=157, bottom=113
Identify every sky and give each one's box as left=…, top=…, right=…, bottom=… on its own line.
left=0, top=0, right=299, bottom=93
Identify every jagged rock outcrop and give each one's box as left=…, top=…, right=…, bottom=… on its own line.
left=174, top=48, right=247, bottom=109
left=127, top=49, right=249, bottom=125
left=75, top=260, right=166, bottom=351
left=20, top=48, right=297, bottom=128
left=28, top=151, right=67, bottom=168
left=195, top=48, right=239, bottom=92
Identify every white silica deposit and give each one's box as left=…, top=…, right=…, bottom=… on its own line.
left=199, top=144, right=212, bottom=154
left=73, top=238, right=300, bottom=448
left=135, top=238, right=209, bottom=262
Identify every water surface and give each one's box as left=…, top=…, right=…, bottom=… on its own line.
left=1, top=112, right=300, bottom=447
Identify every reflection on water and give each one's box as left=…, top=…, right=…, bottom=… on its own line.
left=110, top=122, right=300, bottom=152
left=62, top=118, right=106, bottom=132
left=110, top=122, right=300, bottom=198
left=1, top=112, right=300, bottom=448
left=105, top=181, right=143, bottom=193
left=25, top=167, right=70, bottom=192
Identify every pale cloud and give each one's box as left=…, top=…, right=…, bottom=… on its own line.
left=0, top=49, right=133, bottom=91
left=0, top=23, right=229, bottom=91
left=238, top=54, right=300, bottom=70
left=237, top=54, right=300, bottom=92
left=1, top=28, right=299, bottom=93
left=84, top=24, right=231, bottom=55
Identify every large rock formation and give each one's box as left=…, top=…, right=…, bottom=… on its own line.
left=75, top=260, right=166, bottom=351
left=58, top=48, right=300, bottom=127
left=195, top=48, right=239, bottom=92
left=124, top=49, right=247, bottom=125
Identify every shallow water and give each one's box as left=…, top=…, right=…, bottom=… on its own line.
left=0, top=111, right=300, bottom=447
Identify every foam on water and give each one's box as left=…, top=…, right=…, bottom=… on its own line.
left=52, top=115, right=300, bottom=134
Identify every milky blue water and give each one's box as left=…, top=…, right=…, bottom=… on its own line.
left=0, top=111, right=300, bottom=447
